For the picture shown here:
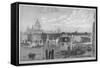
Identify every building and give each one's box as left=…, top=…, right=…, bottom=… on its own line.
left=24, top=19, right=44, bottom=47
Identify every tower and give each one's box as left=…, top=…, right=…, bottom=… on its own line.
left=33, top=19, right=41, bottom=31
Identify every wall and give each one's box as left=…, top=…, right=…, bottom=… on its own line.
left=0, top=0, right=99, bottom=68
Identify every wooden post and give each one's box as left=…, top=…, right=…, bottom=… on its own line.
left=70, top=35, right=73, bottom=50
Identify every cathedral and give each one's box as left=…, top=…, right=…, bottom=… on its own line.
left=25, top=19, right=43, bottom=47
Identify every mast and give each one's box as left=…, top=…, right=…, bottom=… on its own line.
left=92, top=11, right=96, bottom=57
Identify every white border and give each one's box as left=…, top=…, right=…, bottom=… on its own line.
left=19, top=4, right=96, bottom=64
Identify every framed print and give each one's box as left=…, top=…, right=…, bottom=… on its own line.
left=11, top=2, right=97, bottom=66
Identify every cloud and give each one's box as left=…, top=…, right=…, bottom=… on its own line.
left=40, top=9, right=95, bottom=32
left=19, top=5, right=96, bottom=32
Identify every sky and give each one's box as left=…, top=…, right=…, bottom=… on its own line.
left=19, top=4, right=96, bottom=33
